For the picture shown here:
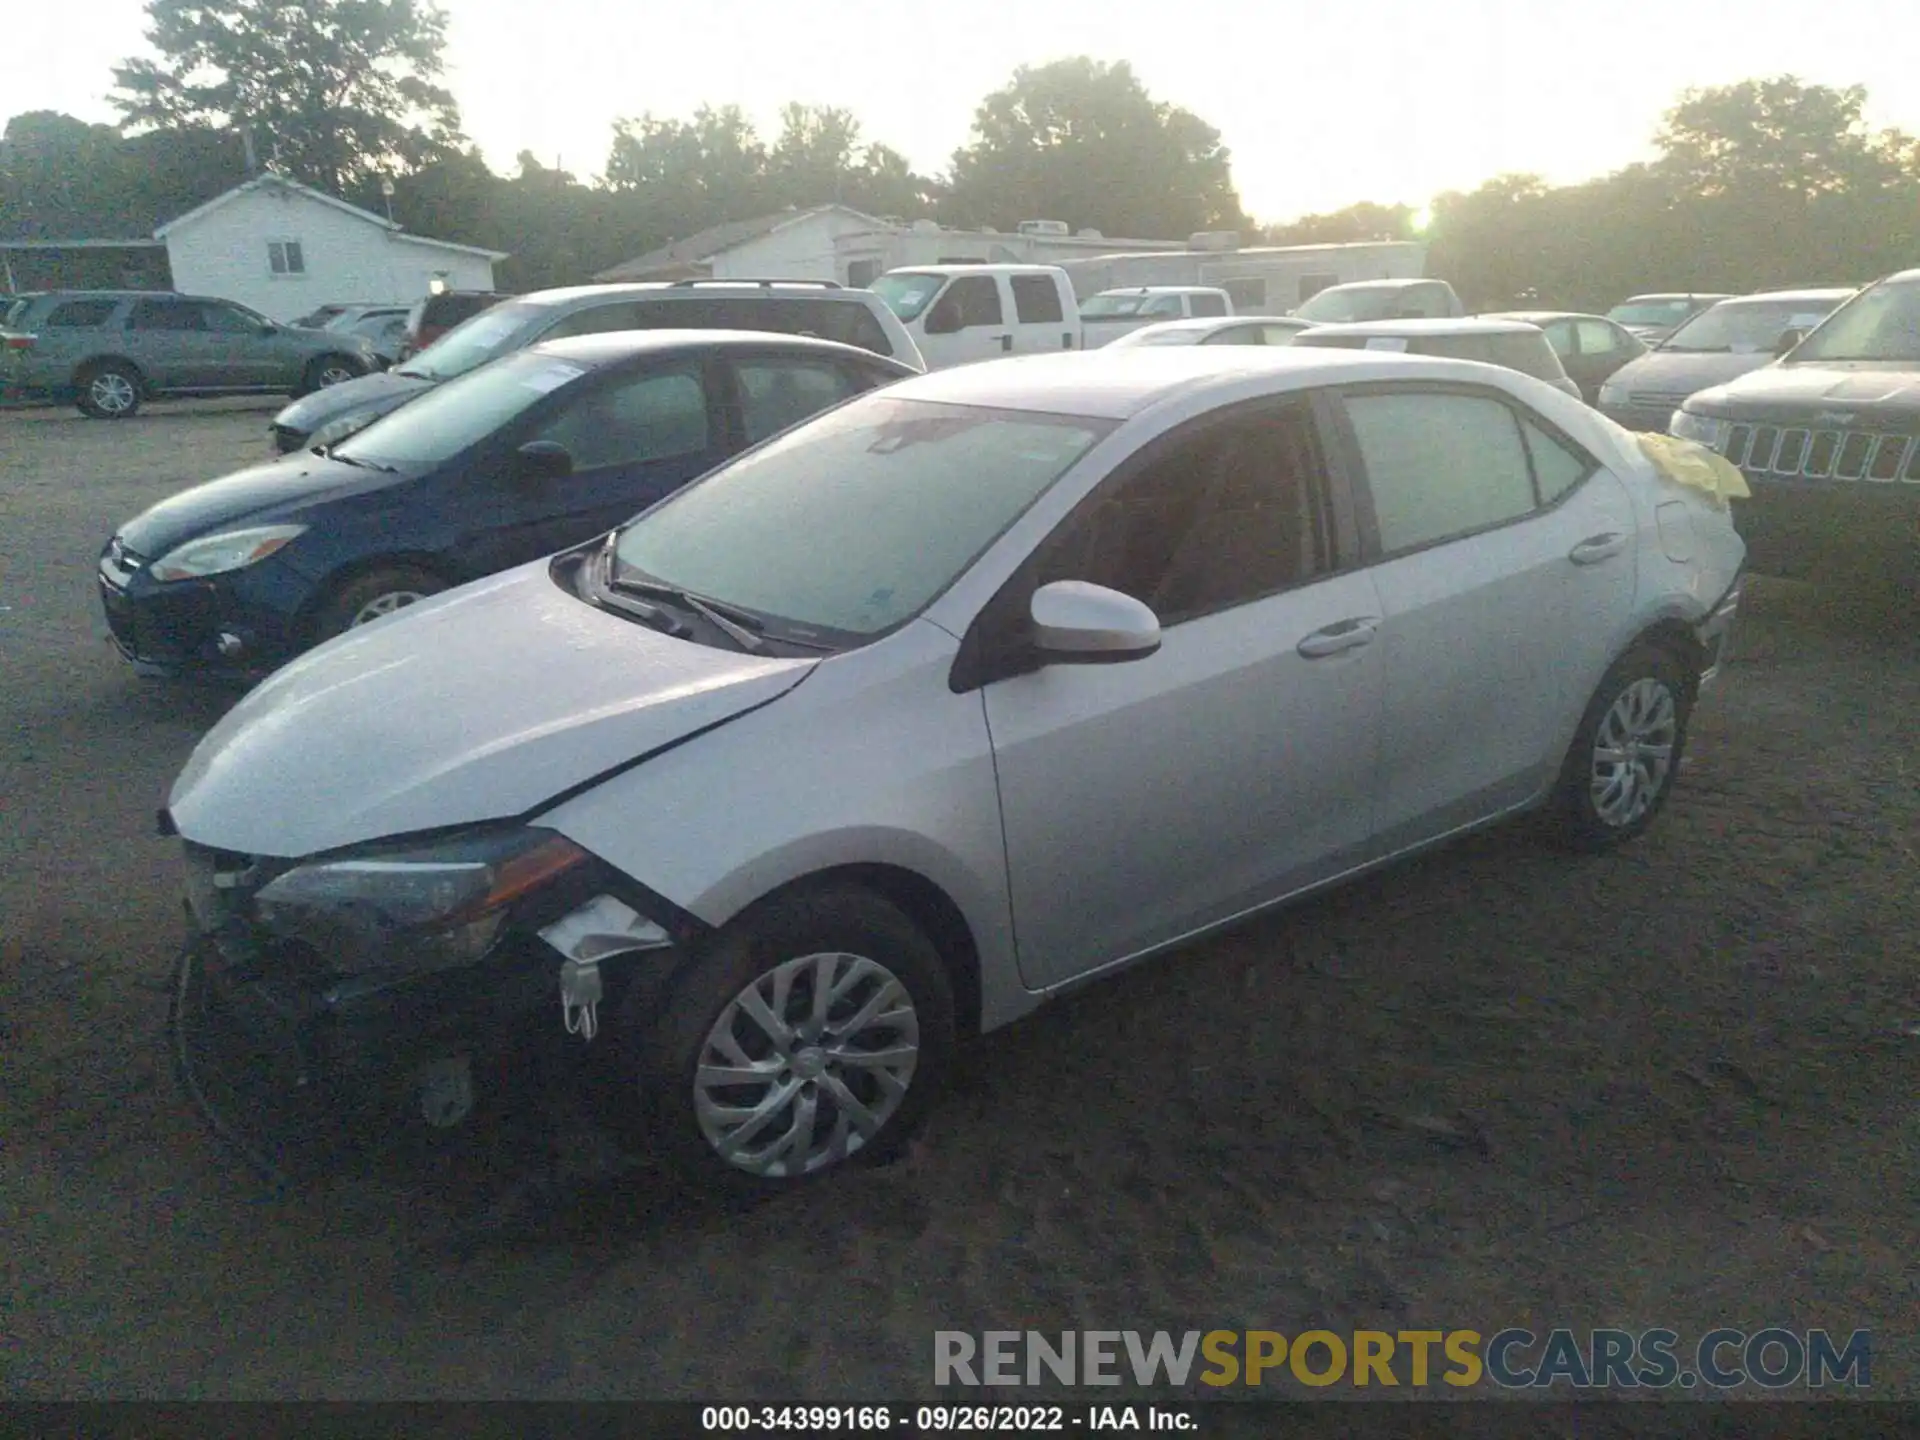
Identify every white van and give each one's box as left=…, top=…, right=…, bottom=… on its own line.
left=1079, top=287, right=1233, bottom=348
left=871, top=265, right=1081, bottom=369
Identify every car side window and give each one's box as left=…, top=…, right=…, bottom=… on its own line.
left=1010, top=275, right=1064, bottom=324
left=1143, top=295, right=1184, bottom=318
left=945, top=276, right=1003, bottom=328
left=128, top=299, right=206, bottom=331
left=1575, top=319, right=1620, bottom=355
left=735, top=358, right=858, bottom=445
left=1200, top=325, right=1264, bottom=346
left=1344, top=390, right=1538, bottom=554
left=1032, top=401, right=1330, bottom=624
left=45, top=299, right=118, bottom=328
left=1541, top=320, right=1577, bottom=357
left=1262, top=324, right=1304, bottom=346
left=529, top=363, right=710, bottom=471
left=1190, top=293, right=1229, bottom=318
left=1520, top=415, right=1595, bottom=505
left=201, top=303, right=261, bottom=334
left=540, top=301, right=655, bottom=339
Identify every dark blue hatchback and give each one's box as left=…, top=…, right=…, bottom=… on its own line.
left=99, top=330, right=914, bottom=679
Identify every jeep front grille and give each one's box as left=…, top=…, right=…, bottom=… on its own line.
left=1717, top=424, right=1919, bottom=483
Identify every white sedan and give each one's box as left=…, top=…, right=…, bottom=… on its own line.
left=165, top=346, right=1745, bottom=1192
left=1106, top=315, right=1313, bottom=348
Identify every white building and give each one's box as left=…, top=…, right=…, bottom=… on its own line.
left=596, top=206, right=1186, bottom=289
left=155, top=173, right=506, bottom=323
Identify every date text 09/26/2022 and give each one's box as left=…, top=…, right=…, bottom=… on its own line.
left=701, top=1406, right=1192, bottom=1432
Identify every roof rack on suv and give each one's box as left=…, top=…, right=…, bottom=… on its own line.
left=665, top=278, right=844, bottom=291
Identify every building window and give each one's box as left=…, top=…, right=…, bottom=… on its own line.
left=846, top=258, right=880, bottom=288
left=267, top=239, right=306, bottom=276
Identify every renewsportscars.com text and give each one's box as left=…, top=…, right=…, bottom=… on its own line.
left=933, top=1328, right=1871, bottom=1390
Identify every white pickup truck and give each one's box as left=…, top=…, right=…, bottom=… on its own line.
left=871, top=265, right=1082, bottom=369
left=1078, top=286, right=1234, bottom=348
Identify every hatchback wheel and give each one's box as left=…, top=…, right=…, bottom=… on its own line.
left=1554, top=642, right=1694, bottom=850
left=76, top=362, right=142, bottom=419
left=311, top=565, right=448, bottom=645
left=632, top=886, right=955, bottom=1192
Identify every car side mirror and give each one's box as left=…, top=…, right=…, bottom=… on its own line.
left=1030, top=580, right=1161, bottom=664
left=515, top=440, right=573, bottom=481
left=1774, top=328, right=1805, bottom=357
left=923, top=296, right=962, bottom=335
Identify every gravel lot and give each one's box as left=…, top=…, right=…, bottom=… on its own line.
left=3, top=401, right=1916, bottom=1400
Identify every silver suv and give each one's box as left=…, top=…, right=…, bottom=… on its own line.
left=0, top=291, right=378, bottom=419
left=269, top=279, right=927, bottom=453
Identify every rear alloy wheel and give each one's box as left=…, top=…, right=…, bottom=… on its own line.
left=77, top=363, right=142, bottom=419
left=303, top=355, right=363, bottom=394
left=1553, top=643, right=1694, bottom=851
left=634, top=886, right=955, bottom=1193
left=312, top=565, right=447, bottom=644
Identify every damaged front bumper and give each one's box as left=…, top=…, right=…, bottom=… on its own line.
left=1693, top=565, right=1745, bottom=688
left=165, top=829, right=700, bottom=1181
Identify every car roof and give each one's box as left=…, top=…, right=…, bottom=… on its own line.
left=527, top=329, right=915, bottom=370
left=1295, top=317, right=1543, bottom=337
left=1098, top=285, right=1230, bottom=295
left=1129, top=315, right=1306, bottom=336
left=1718, top=288, right=1856, bottom=305
left=879, top=345, right=1541, bottom=420
left=1619, top=292, right=1734, bottom=303
left=885, top=264, right=1064, bottom=277
left=1312, top=278, right=1440, bottom=292
left=1482, top=310, right=1607, bottom=325
left=512, top=281, right=871, bottom=309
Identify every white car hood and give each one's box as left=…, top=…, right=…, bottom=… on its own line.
left=167, top=561, right=816, bottom=857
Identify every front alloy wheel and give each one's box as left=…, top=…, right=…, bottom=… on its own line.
left=693, top=952, right=921, bottom=1177
left=1555, top=643, right=1693, bottom=850
left=631, top=885, right=955, bottom=1192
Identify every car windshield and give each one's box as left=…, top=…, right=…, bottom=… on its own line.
left=871, top=273, right=946, bottom=323
left=1607, top=298, right=1697, bottom=326
left=396, top=300, right=547, bottom=379
left=332, top=350, right=587, bottom=469
left=1081, top=294, right=1153, bottom=318
left=1659, top=299, right=1838, bottom=354
left=1783, top=279, right=1920, bottom=363
left=611, top=396, right=1111, bottom=642
left=1293, top=285, right=1407, bottom=324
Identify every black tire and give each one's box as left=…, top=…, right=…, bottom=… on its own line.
left=310, top=564, right=448, bottom=644
left=1552, top=642, right=1696, bottom=852
left=301, top=353, right=364, bottom=395
left=75, top=360, right=143, bottom=419
left=628, top=885, right=956, bottom=1195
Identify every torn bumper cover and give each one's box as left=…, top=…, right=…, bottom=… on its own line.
left=165, top=824, right=695, bottom=1179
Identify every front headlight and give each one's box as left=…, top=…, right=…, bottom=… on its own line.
left=1669, top=409, right=1729, bottom=448
left=253, top=827, right=591, bottom=977
left=1597, top=381, right=1626, bottom=406
left=149, top=523, right=308, bottom=582
left=306, top=412, right=373, bottom=451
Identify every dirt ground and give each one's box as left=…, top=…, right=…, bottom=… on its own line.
left=2, top=400, right=1916, bottom=1402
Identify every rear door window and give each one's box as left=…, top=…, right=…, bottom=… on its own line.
left=1343, top=390, right=1539, bottom=554
left=1189, top=293, right=1229, bottom=318
left=45, top=299, right=119, bottom=328
left=734, top=357, right=861, bottom=445
left=1010, top=275, right=1064, bottom=325
left=128, top=299, right=207, bottom=331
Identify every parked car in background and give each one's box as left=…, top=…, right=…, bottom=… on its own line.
left=100, top=331, right=914, bottom=680
left=1291, top=317, right=1581, bottom=398
left=1596, top=288, right=1855, bottom=431
left=1079, top=287, right=1232, bottom=348
left=326, top=306, right=412, bottom=367
left=269, top=279, right=924, bottom=454
left=871, top=265, right=1081, bottom=368
left=1481, top=311, right=1647, bottom=403
left=0, top=291, right=378, bottom=418
left=396, top=289, right=514, bottom=362
left=1670, top=269, right=1920, bottom=581
left=161, top=344, right=1743, bottom=1190
left=1106, top=315, right=1311, bottom=348
left=1605, top=293, right=1735, bottom=345
left=1291, top=277, right=1465, bottom=323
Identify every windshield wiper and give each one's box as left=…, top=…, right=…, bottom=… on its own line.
left=588, top=540, right=689, bottom=638
left=314, top=446, right=398, bottom=473
left=609, top=576, right=765, bottom=653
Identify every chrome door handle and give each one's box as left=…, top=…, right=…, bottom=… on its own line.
left=1569, top=532, right=1628, bottom=565
left=1297, top=617, right=1379, bottom=658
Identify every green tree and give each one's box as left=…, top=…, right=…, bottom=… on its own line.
left=1265, top=201, right=1417, bottom=246
left=943, top=58, right=1246, bottom=239
left=111, top=0, right=464, bottom=197
left=1654, top=76, right=1910, bottom=199
left=601, top=104, right=767, bottom=226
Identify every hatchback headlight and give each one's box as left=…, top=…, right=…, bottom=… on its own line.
left=252, top=827, right=591, bottom=977
left=1669, top=409, right=1729, bottom=448
left=149, top=524, right=307, bottom=582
